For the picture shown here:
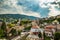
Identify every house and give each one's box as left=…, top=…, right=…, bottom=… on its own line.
left=26, top=21, right=40, bottom=40
left=30, top=21, right=40, bottom=35
left=57, top=24, right=60, bottom=31
left=44, top=25, right=55, bottom=37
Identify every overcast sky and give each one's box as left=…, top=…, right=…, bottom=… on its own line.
left=0, top=0, right=60, bottom=18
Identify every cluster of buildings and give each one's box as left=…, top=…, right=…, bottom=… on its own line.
left=26, top=19, right=60, bottom=40
left=0, top=15, right=60, bottom=40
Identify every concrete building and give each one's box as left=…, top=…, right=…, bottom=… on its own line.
left=44, top=25, right=55, bottom=37
left=26, top=21, right=40, bottom=40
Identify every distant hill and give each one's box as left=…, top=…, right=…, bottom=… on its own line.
left=0, top=14, right=40, bottom=20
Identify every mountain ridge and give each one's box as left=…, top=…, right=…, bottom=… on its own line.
left=0, top=14, right=40, bottom=20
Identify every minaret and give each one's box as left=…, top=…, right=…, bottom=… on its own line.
left=27, top=21, right=40, bottom=40
left=17, top=19, right=21, bottom=26
left=30, top=20, right=39, bottom=35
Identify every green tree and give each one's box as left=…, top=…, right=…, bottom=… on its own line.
left=0, top=21, right=7, bottom=38
left=38, top=32, right=42, bottom=38
left=24, top=26, right=31, bottom=31
left=10, top=28, right=17, bottom=36
left=12, top=20, right=18, bottom=24
left=0, top=30, right=4, bottom=38
left=54, top=32, right=60, bottom=40
left=1, top=21, right=6, bottom=30
left=57, top=18, right=60, bottom=23
left=7, top=23, right=15, bottom=28
left=43, top=32, right=50, bottom=40
left=18, top=30, right=21, bottom=35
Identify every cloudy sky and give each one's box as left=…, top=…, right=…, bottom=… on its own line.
left=0, top=0, right=60, bottom=18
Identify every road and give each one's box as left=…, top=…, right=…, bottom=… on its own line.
left=11, top=33, right=29, bottom=40
left=20, top=34, right=29, bottom=40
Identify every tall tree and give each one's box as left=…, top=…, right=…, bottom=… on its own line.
left=1, top=21, right=6, bottom=30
